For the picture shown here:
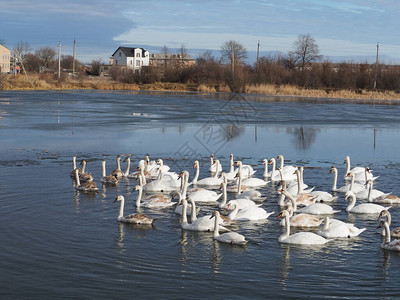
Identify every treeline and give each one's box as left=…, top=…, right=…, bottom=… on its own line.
left=109, top=52, right=400, bottom=93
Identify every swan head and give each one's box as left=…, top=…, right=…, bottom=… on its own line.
left=193, top=160, right=199, bottom=168
left=229, top=154, right=233, bottom=159
left=378, top=209, right=390, bottom=221
left=226, top=200, right=237, bottom=211
left=133, top=185, right=142, bottom=192
left=113, top=195, right=124, bottom=203
left=344, top=156, right=350, bottom=163
left=328, top=166, right=336, bottom=174
left=210, top=210, right=220, bottom=219
left=269, top=158, right=275, bottom=165
left=276, top=154, right=284, bottom=160
left=377, top=220, right=386, bottom=229
left=277, top=210, right=289, bottom=219
left=344, top=190, right=355, bottom=201
left=262, top=159, right=268, bottom=165
left=345, top=171, right=354, bottom=178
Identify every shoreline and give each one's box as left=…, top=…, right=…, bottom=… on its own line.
left=1, top=74, right=400, bottom=104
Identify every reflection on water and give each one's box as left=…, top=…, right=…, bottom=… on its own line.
left=1, top=91, right=400, bottom=298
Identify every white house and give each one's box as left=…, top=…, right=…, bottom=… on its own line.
left=111, top=46, right=149, bottom=71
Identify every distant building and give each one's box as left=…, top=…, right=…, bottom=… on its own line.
left=110, top=46, right=149, bottom=72
left=0, top=44, right=11, bottom=73
left=149, top=53, right=195, bottom=68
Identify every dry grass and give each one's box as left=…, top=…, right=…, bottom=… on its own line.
left=2, top=74, right=400, bottom=102
left=245, top=83, right=400, bottom=101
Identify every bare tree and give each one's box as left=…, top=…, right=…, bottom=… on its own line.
left=220, top=40, right=247, bottom=65
left=178, top=44, right=187, bottom=67
left=13, top=41, right=31, bottom=60
left=289, top=34, right=322, bottom=71
left=35, top=46, right=56, bottom=68
left=0, top=38, right=5, bottom=46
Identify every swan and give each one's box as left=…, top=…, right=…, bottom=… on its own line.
left=344, top=191, right=390, bottom=214
left=329, top=167, right=364, bottom=193
left=111, top=155, right=124, bottom=179
left=233, top=160, right=256, bottom=179
left=134, top=185, right=176, bottom=209
left=310, top=190, right=338, bottom=203
left=220, top=181, right=258, bottom=209
left=371, top=191, right=400, bottom=204
left=224, top=154, right=238, bottom=181
left=143, top=167, right=181, bottom=193
left=377, top=219, right=400, bottom=252
left=277, top=210, right=332, bottom=245
left=279, top=202, right=323, bottom=228
left=343, top=156, right=376, bottom=182
left=192, top=160, right=223, bottom=188
left=278, top=182, right=315, bottom=207
left=113, top=195, right=154, bottom=225
left=70, top=156, right=82, bottom=178
left=268, top=158, right=296, bottom=182
left=79, top=159, right=94, bottom=182
left=286, top=169, right=314, bottom=196
left=356, top=179, right=387, bottom=200
left=189, top=198, right=230, bottom=226
left=276, top=154, right=298, bottom=174
left=185, top=171, right=222, bottom=203
left=174, top=172, right=200, bottom=216
left=281, top=188, right=339, bottom=215
left=208, top=154, right=218, bottom=173
left=237, top=161, right=269, bottom=188
left=317, top=216, right=366, bottom=238
left=100, top=160, right=118, bottom=185
left=210, top=211, right=248, bottom=245
left=378, top=210, right=400, bottom=238
left=73, top=169, right=98, bottom=192
left=226, top=200, right=273, bottom=221
left=179, top=194, right=228, bottom=232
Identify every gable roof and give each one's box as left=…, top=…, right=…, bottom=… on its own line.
left=111, top=46, right=148, bottom=58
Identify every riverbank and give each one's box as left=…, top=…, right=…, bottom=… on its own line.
left=1, top=73, right=400, bottom=101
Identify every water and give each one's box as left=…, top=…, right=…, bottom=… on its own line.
left=1, top=90, right=400, bottom=299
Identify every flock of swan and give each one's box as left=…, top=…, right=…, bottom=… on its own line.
left=70, top=154, right=400, bottom=250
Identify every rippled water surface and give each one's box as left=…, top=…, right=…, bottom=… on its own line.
left=1, top=90, right=400, bottom=299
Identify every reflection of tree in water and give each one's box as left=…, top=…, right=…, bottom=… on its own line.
left=222, top=125, right=244, bottom=141
left=287, top=127, right=319, bottom=150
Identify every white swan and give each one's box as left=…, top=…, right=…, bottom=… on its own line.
left=278, top=182, right=315, bottom=207
left=329, top=166, right=364, bottom=193
left=281, top=188, right=339, bottom=215
left=378, top=210, right=400, bottom=238
left=317, top=216, right=366, bottom=238
left=143, top=167, right=181, bottom=193
left=356, top=178, right=387, bottom=200
left=233, top=160, right=256, bottom=179
left=276, top=154, right=298, bottom=174
left=345, top=190, right=390, bottom=214
left=277, top=210, right=332, bottom=245
left=134, top=185, right=176, bottom=209
left=224, top=154, right=238, bottom=181
left=378, top=219, right=400, bottom=251
left=286, top=169, right=314, bottom=197
left=192, top=160, right=223, bottom=188
left=211, top=211, right=247, bottom=245
left=236, top=161, right=269, bottom=188
left=74, top=169, right=98, bottom=192
left=113, top=195, right=154, bottom=225
left=179, top=194, right=228, bottom=232
left=268, top=158, right=297, bottom=182
left=100, top=160, right=118, bottom=185
left=220, top=181, right=258, bottom=209
left=226, top=200, right=273, bottom=221
left=343, top=156, right=376, bottom=182
left=174, top=173, right=200, bottom=216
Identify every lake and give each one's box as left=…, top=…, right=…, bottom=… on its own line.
left=1, top=90, right=400, bottom=299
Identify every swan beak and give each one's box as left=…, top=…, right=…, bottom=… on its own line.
left=113, top=197, right=118, bottom=203
left=276, top=212, right=283, bottom=219
left=269, top=161, right=272, bottom=165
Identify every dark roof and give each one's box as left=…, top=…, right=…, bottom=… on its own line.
left=111, top=46, right=148, bottom=58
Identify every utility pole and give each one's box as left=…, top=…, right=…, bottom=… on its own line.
left=373, top=42, right=379, bottom=89
left=58, top=41, right=61, bottom=80
left=72, top=39, right=76, bottom=76
left=256, top=40, right=260, bottom=72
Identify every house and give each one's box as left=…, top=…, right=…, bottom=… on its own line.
left=110, top=46, right=149, bottom=71
left=0, top=44, right=11, bottom=73
left=149, top=53, right=195, bottom=68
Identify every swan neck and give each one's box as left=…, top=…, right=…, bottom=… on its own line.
left=75, top=169, right=81, bottom=186
left=263, top=161, right=269, bottom=178
left=124, top=158, right=130, bottom=177
left=384, top=222, right=391, bottom=244
left=116, top=157, right=121, bottom=171
left=279, top=214, right=290, bottom=242
left=346, top=194, right=356, bottom=211
left=193, top=163, right=199, bottom=184
left=190, top=199, right=197, bottom=223
left=278, top=193, right=286, bottom=206
left=229, top=204, right=239, bottom=220
left=136, top=187, right=142, bottom=207
left=229, top=157, right=234, bottom=173
left=119, top=198, right=125, bottom=219
left=286, top=192, right=297, bottom=211
left=213, top=213, right=220, bottom=237
left=332, top=169, right=337, bottom=190
left=236, top=172, right=242, bottom=195
left=72, top=156, right=77, bottom=169
left=181, top=198, right=188, bottom=224
left=345, top=157, right=350, bottom=175
left=102, top=161, right=106, bottom=177
left=296, top=170, right=301, bottom=193
left=140, top=168, right=146, bottom=185
left=220, top=183, right=227, bottom=207
left=323, top=217, right=330, bottom=230
left=279, top=156, right=284, bottom=169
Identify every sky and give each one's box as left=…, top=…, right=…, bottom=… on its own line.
left=1, top=0, right=400, bottom=64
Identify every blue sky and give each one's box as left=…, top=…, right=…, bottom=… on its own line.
left=1, top=0, right=400, bottom=64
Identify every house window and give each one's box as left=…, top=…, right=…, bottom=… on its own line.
left=119, top=52, right=121, bottom=57
left=136, top=60, right=140, bottom=67
left=130, top=60, right=133, bottom=65
left=136, top=53, right=141, bottom=57
left=115, top=60, right=118, bottom=64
